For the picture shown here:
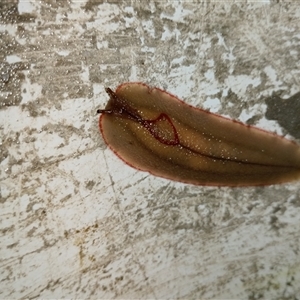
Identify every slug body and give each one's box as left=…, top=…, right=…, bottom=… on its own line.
left=97, top=82, right=300, bottom=186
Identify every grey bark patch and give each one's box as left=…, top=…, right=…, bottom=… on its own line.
left=265, top=92, right=300, bottom=139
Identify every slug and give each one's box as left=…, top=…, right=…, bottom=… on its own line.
left=97, top=82, right=300, bottom=186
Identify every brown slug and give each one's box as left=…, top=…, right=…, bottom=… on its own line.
left=97, top=82, right=300, bottom=186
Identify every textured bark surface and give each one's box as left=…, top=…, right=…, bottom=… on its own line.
left=1, top=1, right=300, bottom=298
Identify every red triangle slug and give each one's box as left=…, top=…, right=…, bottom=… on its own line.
left=97, top=82, right=300, bottom=186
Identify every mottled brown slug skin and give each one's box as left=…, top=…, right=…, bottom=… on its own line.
left=97, top=82, right=300, bottom=186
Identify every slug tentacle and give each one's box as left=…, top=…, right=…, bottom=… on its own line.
left=98, top=88, right=142, bottom=122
